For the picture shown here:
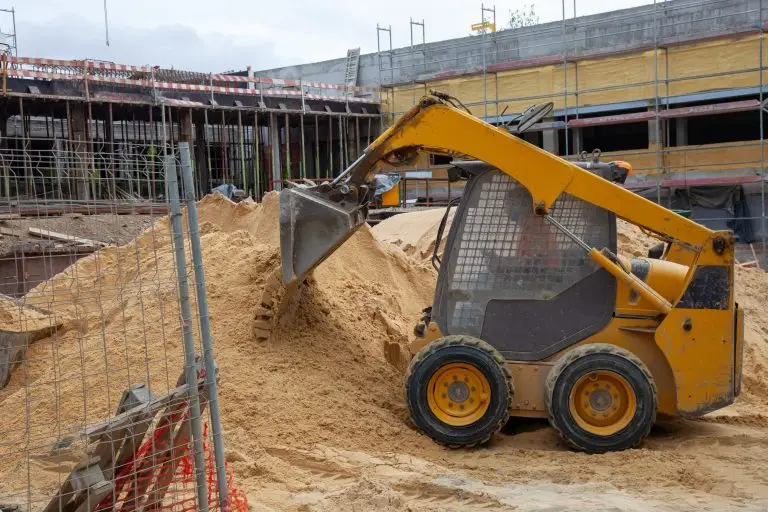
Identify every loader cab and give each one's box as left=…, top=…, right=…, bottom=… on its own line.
left=431, top=163, right=617, bottom=360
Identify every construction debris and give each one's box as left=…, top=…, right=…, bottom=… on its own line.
left=27, top=227, right=107, bottom=247
left=43, top=362, right=247, bottom=512
left=0, top=227, right=22, bottom=237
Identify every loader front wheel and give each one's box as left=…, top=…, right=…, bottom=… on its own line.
left=406, top=336, right=513, bottom=448
left=545, top=343, right=657, bottom=453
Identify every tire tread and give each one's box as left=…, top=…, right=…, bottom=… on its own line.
left=405, top=335, right=514, bottom=448
left=544, top=343, right=657, bottom=453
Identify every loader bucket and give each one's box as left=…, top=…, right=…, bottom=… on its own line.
left=279, top=185, right=367, bottom=285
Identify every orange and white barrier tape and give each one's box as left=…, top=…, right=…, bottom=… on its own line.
left=5, top=56, right=379, bottom=103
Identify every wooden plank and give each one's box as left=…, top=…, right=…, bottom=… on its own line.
left=119, top=398, right=191, bottom=511
left=750, top=244, right=761, bottom=270
left=42, top=475, right=76, bottom=512
left=105, top=386, right=157, bottom=481
left=0, top=226, right=22, bottom=237
left=28, top=227, right=107, bottom=247
left=143, top=414, right=195, bottom=511
left=119, top=370, right=204, bottom=510
left=107, top=413, right=155, bottom=482
left=41, top=457, right=102, bottom=512
left=73, top=480, right=113, bottom=512
left=10, top=203, right=168, bottom=217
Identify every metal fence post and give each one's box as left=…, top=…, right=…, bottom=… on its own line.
left=165, top=154, right=209, bottom=512
left=179, top=142, right=229, bottom=509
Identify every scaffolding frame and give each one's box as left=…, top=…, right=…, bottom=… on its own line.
left=375, top=0, right=768, bottom=263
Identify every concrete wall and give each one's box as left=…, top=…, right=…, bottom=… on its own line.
left=253, top=0, right=761, bottom=86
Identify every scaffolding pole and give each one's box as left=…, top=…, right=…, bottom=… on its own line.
left=314, top=115, right=320, bottom=179
left=300, top=114, right=306, bottom=179
left=254, top=112, right=261, bottom=200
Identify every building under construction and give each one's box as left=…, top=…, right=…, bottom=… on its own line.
left=0, top=52, right=379, bottom=203
left=255, top=0, right=768, bottom=260
left=2, top=0, right=768, bottom=260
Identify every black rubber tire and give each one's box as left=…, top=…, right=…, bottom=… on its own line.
left=545, top=343, right=657, bottom=454
left=405, top=335, right=514, bottom=448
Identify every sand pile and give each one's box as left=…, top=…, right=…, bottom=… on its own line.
left=371, top=209, right=658, bottom=262
left=373, top=208, right=455, bottom=262
left=0, top=192, right=437, bottom=505
left=0, top=295, right=62, bottom=333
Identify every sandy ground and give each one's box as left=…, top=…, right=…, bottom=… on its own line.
left=244, top=417, right=768, bottom=511
left=0, top=197, right=767, bottom=511
left=0, top=213, right=155, bottom=255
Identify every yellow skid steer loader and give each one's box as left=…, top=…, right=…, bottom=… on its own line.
left=279, top=92, right=744, bottom=453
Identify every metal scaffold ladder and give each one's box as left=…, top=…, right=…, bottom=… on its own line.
left=344, top=48, right=361, bottom=97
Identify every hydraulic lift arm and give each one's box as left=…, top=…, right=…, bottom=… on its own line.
left=280, top=94, right=730, bottom=294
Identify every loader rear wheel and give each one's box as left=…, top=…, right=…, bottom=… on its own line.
left=545, top=343, right=657, bottom=453
left=406, top=336, right=513, bottom=448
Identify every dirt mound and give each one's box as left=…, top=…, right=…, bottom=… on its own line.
left=0, top=191, right=437, bottom=505
left=0, top=295, right=61, bottom=332
left=373, top=208, right=454, bottom=262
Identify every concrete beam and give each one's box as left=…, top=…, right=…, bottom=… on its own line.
left=69, top=102, right=90, bottom=200
left=648, top=109, right=665, bottom=149
left=269, top=113, right=282, bottom=190
left=180, top=109, right=193, bottom=146
left=675, top=117, right=688, bottom=147
left=542, top=118, right=559, bottom=155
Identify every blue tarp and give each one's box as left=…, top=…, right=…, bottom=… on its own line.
left=212, top=183, right=237, bottom=199
left=374, top=174, right=401, bottom=197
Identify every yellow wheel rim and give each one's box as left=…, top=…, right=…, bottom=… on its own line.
left=427, top=362, right=491, bottom=426
left=568, top=370, right=637, bottom=436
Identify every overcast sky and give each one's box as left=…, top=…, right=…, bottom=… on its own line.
left=7, top=0, right=654, bottom=73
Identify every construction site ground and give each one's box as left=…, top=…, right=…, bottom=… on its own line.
left=0, top=213, right=155, bottom=255
left=0, top=194, right=766, bottom=511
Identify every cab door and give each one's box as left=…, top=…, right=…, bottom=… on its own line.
left=432, top=168, right=617, bottom=360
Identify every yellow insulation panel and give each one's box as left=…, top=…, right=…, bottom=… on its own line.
left=496, top=64, right=577, bottom=113
left=383, top=33, right=765, bottom=119
left=425, top=74, right=499, bottom=117
left=391, top=84, right=427, bottom=116
left=577, top=50, right=667, bottom=107
left=664, top=141, right=766, bottom=174
left=596, top=140, right=766, bottom=176
left=667, top=34, right=764, bottom=95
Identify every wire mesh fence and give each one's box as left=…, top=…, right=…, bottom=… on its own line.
left=0, top=136, right=166, bottom=202
left=0, top=143, right=239, bottom=511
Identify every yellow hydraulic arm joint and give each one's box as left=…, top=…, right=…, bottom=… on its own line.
left=546, top=215, right=673, bottom=315
left=588, top=249, right=672, bottom=314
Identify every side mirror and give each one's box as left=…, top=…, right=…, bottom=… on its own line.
left=447, top=167, right=467, bottom=182
left=516, top=102, right=554, bottom=133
